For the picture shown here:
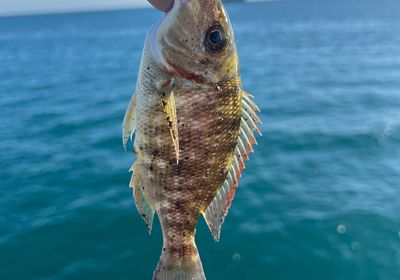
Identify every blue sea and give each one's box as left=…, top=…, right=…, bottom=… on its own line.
left=1, top=0, right=400, bottom=279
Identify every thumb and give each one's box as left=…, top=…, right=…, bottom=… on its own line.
left=147, top=0, right=174, bottom=12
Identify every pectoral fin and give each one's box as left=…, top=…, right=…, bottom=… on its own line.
left=122, top=94, right=137, bottom=150
left=158, top=79, right=180, bottom=163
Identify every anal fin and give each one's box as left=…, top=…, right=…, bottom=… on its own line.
left=130, top=161, right=154, bottom=233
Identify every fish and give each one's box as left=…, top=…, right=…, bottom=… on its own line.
left=122, top=0, right=261, bottom=279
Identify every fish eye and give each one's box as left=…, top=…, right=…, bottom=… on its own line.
left=204, top=23, right=227, bottom=53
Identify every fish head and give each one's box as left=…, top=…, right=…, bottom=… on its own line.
left=148, top=0, right=239, bottom=84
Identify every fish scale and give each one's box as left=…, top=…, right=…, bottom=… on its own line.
left=122, top=1, right=260, bottom=279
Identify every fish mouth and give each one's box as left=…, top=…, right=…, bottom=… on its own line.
left=147, top=0, right=185, bottom=68
left=147, top=0, right=207, bottom=83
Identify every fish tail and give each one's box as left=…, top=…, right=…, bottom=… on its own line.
left=153, top=240, right=206, bottom=280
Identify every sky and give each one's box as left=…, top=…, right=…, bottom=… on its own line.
left=0, top=0, right=152, bottom=16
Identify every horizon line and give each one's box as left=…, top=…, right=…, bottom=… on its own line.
left=0, top=4, right=150, bottom=18
left=0, top=0, right=287, bottom=19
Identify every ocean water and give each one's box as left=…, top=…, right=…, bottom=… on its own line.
left=1, top=1, right=400, bottom=279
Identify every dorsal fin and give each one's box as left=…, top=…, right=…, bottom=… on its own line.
left=130, top=161, right=155, bottom=233
left=203, top=92, right=261, bottom=241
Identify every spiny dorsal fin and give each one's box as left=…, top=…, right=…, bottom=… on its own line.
left=158, top=79, right=180, bottom=164
left=129, top=161, right=154, bottom=234
left=203, top=92, right=261, bottom=241
left=122, top=94, right=137, bottom=150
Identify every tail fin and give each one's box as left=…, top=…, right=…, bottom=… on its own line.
left=153, top=241, right=206, bottom=280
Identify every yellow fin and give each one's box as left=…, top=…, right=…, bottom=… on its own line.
left=129, top=161, right=154, bottom=234
left=122, top=94, right=137, bottom=150
left=159, top=83, right=180, bottom=164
